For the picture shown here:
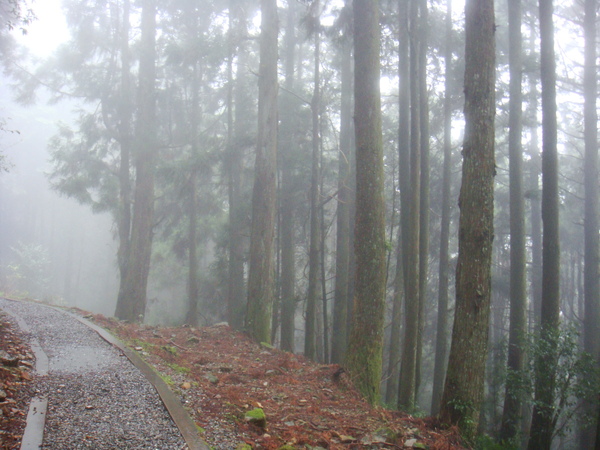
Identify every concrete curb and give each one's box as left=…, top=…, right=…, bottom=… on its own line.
left=64, top=310, right=211, bottom=450
left=2, top=299, right=210, bottom=450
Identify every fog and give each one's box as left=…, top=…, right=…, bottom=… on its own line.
left=0, top=81, right=118, bottom=314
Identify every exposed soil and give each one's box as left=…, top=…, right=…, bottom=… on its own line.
left=0, top=312, right=36, bottom=450
left=81, top=311, right=466, bottom=449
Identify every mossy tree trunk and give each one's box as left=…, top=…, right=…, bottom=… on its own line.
left=345, top=0, right=386, bottom=406
left=439, top=0, right=496, bottom=436
left=245, top=0, right=278, bottom=344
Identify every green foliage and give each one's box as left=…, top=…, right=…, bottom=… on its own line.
left=506, top=326, right=600, bottom=441
left=474, top=434, right=518, bottom=450
left=5, top=241, right=51, bottom=299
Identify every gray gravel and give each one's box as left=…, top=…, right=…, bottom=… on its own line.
left=0, top=299, right=187, bottom=449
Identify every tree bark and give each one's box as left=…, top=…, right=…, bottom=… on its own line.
left=439, top=0, right=496, bottom=437
left=245, top=0, right=278, bottom=344
left=345, top=0, right=386, bottom=405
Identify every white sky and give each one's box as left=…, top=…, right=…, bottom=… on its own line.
left=16, top=0, right=68, bottom=56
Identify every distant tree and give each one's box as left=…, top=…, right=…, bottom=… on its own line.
left=330, top=1, right=353, bottom=365
left=499, top=0, right=527, bottom=442
left=431, top=0, right=453, bottom=416
left=226, top=0, right=251, bottom=331
left=528, top=0, right=561, bottom=447
left=416, top=0, right=430, bottom=403
left=345, top=0, right=386, bottom=405
left=305, top=0, right=322, bottom=361
left=279, top=0, right=299, bottom=352
left=439, top=0, right=496, bottom=437
left=398, top=0, right=421, bottom=411
left=245, top=0, right=278, bottom=343
left=386, top=0, right=410, bottom=407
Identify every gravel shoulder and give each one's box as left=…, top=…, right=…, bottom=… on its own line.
left=0, top=298, right=188, bottom=450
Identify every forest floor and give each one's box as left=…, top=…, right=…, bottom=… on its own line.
left=84, top=311, right=466, bottom=449
left=0, top=311, right=36, bottom=450
left=1, top=302, right=467, bottom=449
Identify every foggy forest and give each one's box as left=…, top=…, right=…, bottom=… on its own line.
left=1, top=0, right=599, bottom=448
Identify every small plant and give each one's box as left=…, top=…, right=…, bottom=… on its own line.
left=167, top=363, right=190, bottom=374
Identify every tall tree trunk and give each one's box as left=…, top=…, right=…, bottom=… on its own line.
left=528, top=57, right=543, bottom=328
left=431, top=0, right=453, bottom=416
left=499, top=0, right=526, bottom=441
left=582, top=0, right=600, bottom=446
left=439, top=0, right=496, bottom=437
left=114, top=0, right=157, bottom=322
left=245, top=0, right=278, bottom=344
left=186, top=58, right=201, bottom=327
left=280, top=0, right=298, bottom=353
left=345, top=0, right=386, bottom=405
left=386, top=0, right=410, bottom=408
left=398, top=0, right=421, bottom=411
left=416, top=0, right=429, bottom=405
left=528, top=0, right=560, bottom=447
left=305, top=2, right=321, bottom=360
left=331, top=19, right=353, bottom=364
left=228, top=6, right=251, bottom=331
left=116, top=0, right=132, bottom=314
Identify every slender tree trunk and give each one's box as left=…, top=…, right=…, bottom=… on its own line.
left=186, top=59, right=201, bottom=327
left=528, top=0, right=560, bottom=447
left=529, top=70, right=543, bottom=327
left=439, top=0, right=496, bottom=437
left=582, top=0, right=600, bottom=446
left=345, top=0, right=386, bottom=405
left=115, top=0, right=157, bottom=322
left=305, top=3, right=321, bottom=360
left=245, top=0, right=278, bottom=344
left=398, top=0, right=421, bottom=411
left=499, top=0, right=526, bottom=441
left=280, top=0, right=298, bottom=353
left=431, top=0, right=453, bottom=416
left=331, top=22, right=353, bottom=364
left=116, top=0, right=132, bottom=315
left=387, top=0, right=410, bottom=409
left=416, top=0, right=429, bottom=405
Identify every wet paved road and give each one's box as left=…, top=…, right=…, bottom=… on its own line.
left=0, top=299, right=188, bottom=449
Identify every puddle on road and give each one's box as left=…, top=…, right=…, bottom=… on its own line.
left=50, top=345, right=117, bottom=373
